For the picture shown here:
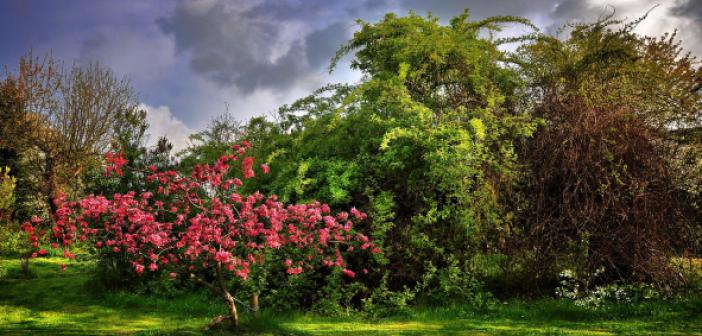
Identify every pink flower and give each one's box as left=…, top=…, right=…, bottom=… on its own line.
left=236, top=269, right=249, bottom=279
left=214, top=251, right=231, bottom=262
left=25, top=141, right=380, bottom=307
left=318, top=228, right=330, bottom=246
left=286, top=267, right=303, bottom=275
left=63, top=249, right=75, bottom=259
left=104, top=151, right=128, bottom=176
left=242, top=157, right=255, bottom=179
left=350, top=207, right=366, bottom=220
left=342, top=269, right=356, bottom=278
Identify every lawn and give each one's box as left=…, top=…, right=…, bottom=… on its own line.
left=0, top=258, right=701, bottom=335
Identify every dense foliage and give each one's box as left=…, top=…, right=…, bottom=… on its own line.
left=0, top=167, right=15, bottom=219
left=240, top=12, right=538, bottom=300
left=1, top=8, right=701, bottom=327
left=511, top=16, right=702, bottom=287
left=0, top=53, right=140, bottom=218
left=23, top=141, right=379, bottom=328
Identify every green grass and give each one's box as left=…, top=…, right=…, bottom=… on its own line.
left=1, top=257, right=701, bottom=335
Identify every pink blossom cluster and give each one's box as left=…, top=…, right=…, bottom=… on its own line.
left=24, top=141, right=379, bottom=282
left=104, top=151, right=128, bottom=177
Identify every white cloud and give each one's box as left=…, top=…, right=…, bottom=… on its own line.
left=140, top=104, right=193, bottom=153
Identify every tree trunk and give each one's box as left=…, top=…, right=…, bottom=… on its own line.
left=222, top=290, right=240, bottom=328
left=250, top=292, right=260, bottom=314
left=216, top=264, right=239, bottom=329
left=191, top=269, right=240, bottom=330
left=20, top=252, right=30, bottom=277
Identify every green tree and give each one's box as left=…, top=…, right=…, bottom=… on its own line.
left=245, top=11, right=538, bottom=298
left=178, top=111, right=244, bottom=173
left=0, top=167, right=15, bottom=221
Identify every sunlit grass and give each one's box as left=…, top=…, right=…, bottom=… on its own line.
left=1, top=257, right=701, bottom=335
left=0, top=258, right=216, bottom=335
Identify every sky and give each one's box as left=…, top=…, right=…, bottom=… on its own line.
left=1, top=0, right=700, bottom=151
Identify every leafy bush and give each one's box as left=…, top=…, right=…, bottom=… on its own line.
left=555, top=268, right=662, bottom=307
left=25, top=141, right=379, bottom=329
left=361, top=275, right=415, bottom=317
left=0, top=166, right=14, bottom=216
left=415, top=259, right=483, bottom=304
left=512, top=16, right=702, bottom=287
left=0, top=222, right=25, bottom=257
left=238, top=11, right=538, bottom=300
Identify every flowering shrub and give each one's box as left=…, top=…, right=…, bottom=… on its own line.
left=22, top=141, right=379, bottom=328
left=554, top=268, right=661, bottom=307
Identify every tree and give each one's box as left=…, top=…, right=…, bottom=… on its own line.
left=24, top=140, right=378, bottom=328
left=178, top=111, right=244, bottom=173
left=0, top=53, right=140, bottom=215
left=0, top=65, right=43, bottom=222
left=512, top=16, right=702, bottom=285
left=244, top=11, right=538, bottom=296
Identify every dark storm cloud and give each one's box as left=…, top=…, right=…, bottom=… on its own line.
left=399, top=0, right=558, bottom=19
left=158, top=0, right=567, bottom=94
left=158, top=1, right=281, bottom=92
left=550, top=0, right=598, bottom=18
left=545, top=0, right=609, bottom=33
left=157, top=1, right=368, bottom=93
left=671, top=0, right=702, bottom=56
left=246, top=0, right=391, bottom=22
left=305, top=22, right=348, bottom=68
left=673, top=0, right=702, bottom=23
